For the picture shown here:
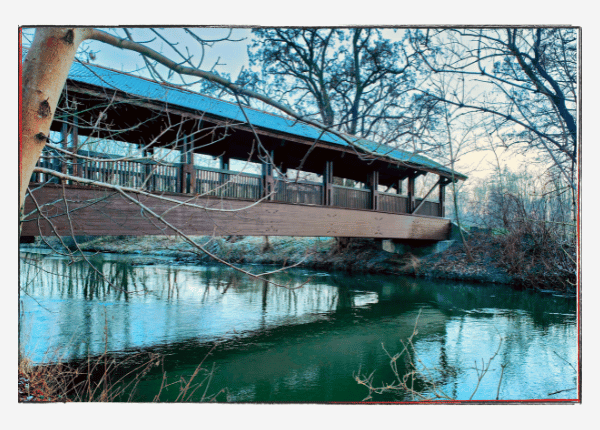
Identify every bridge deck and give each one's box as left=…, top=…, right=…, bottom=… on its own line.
left=21, top=184, right=451, bottom=240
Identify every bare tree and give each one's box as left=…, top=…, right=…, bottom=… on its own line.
left=420, top=72, right=481, bottom=261
left=354, top=311, right=506, bottom=401
left=245, top=28, right=438, bottom=147
left=20, top=27, right=323, bottom=289
left=410, top=28, right=578, bottom=200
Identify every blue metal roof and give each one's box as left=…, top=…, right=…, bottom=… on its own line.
left=66, top=59, right=467, bottom=180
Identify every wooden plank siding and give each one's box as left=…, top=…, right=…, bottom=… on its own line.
left=22, top=184, right=451, bottom=241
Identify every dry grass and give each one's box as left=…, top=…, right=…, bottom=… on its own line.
left=398, top=253, right=421, bottom=275
left=492, top=220, right=576, bottom=293
left=479, top=188, right=577, bottom=293
left=19, top=350, right=227, bottom=402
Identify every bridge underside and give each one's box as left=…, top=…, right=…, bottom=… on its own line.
left=21, top=184, right=450, bottom=241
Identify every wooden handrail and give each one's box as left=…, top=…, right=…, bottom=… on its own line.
left=33, top=148, right=445, bottom=218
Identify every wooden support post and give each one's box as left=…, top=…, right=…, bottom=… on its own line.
left=370, top=170, right=379, bottom=211
left=143, top=147, right=153, bottom=192
left=184, top=135, right=189, bottom=193
left=59, top=121, right=69, bottom=183
left=220, top=156, right=230, bottom=170
left=152, top=148, right=158, bottom=192
left=439, top=177, right=449, bottom=218
left=397, top=178, right=403, bottom=195
left=178, top=134, right=186, bottom=193
left=220, top=155, right=230, bottom=197
left=177, top=134, right=184, bottom=193
left=70, top=114, right=80, bottom=178
left=179, top=133, right=196, bottom=194
left=323, top=161, right=333, bottom=206
left=407, top=173, right=416, bottom=213
left=262, top=151, right=274, bottom=200
left=178, top=134, right=196, bottom=194
left=188, top=135, right=196, bottom=194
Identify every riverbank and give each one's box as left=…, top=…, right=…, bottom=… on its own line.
left=21, top=230, right=574, bottom=294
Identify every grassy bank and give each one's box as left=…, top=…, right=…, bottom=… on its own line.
left=21, top=230, right=576, bottom=294
left=22, top=230, right=574, bottom=294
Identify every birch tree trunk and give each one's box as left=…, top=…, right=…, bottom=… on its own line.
left=20, top=27, right=91, bottom=214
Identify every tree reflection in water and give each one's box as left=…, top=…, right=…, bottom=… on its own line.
left=19, top=250, right=577, bottom=401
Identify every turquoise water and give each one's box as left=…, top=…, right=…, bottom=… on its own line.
left=19, top=250, right=578, bottom=402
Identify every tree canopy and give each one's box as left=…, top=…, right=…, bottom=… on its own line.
left=244, top=28, right=436, bottom=145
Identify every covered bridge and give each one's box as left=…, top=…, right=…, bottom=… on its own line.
left=21, top=58, right=467, bottom=241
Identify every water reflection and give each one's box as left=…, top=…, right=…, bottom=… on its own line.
left=19, top=250, right=577, bottom=401
left=20, top=252, right=349, bottom=362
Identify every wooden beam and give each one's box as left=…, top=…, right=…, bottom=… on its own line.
left=22, top=184, right=451, bottom=241
left=179, top=133, right=196, bottom=194
left=407, top=176, right=414, bottom=213
left=438, top=177, right=450, bottom=218
left=262, top=150, right=275, bottom=200
left=70, top=114, right=80, bottom=178
left=219, top=154, right=230, bottom=196
left=398, top=169, right=424, bottom=181
left=323, top=161, right=333, bottom=206
left=143, top=147, right=153, bottom=191
left=59, top=121, right=69, bottom=183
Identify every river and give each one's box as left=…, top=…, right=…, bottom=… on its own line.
left=19, top=249, right=578, bottom=402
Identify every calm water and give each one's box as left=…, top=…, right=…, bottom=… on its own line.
left=19, top=250, right=578, bottom=402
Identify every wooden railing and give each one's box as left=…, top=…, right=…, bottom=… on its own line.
left=332, top=185, right=371, bottom=210
left=273, top=179, right=323, bottom=205
left=414, top=198, right=441, bottom=217
left=379, top=192, right=409, bottom=214
left=196, top=167, right=262, bottom=200
left=31, top=148, right=62, bottom=184
left=30, top=147, right=444, bottom=217
left=82, top=158, right=150, bottom=189
left=78, top=151, right=180, bottom=192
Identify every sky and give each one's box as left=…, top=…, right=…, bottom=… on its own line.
left=21, top=27, right=253, bottom=80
